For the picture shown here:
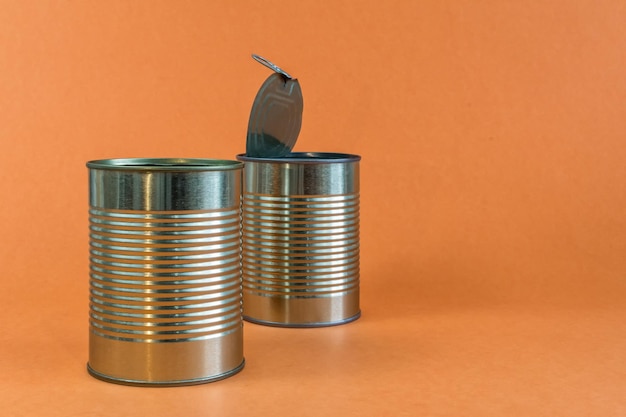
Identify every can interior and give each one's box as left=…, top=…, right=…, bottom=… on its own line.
left=237, top=152, right=361, bottom=163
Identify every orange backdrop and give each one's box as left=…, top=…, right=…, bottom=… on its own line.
left=1, top=1, right=625, bottom=416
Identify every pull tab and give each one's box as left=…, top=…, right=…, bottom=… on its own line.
left=251, top=54, right=293, bottom=80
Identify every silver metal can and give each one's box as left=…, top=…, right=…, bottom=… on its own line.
left=86, top=158, right=244, bottom=386
left=237, top=153, right=361, bottom=327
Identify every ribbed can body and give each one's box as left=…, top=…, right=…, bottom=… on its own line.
left=237, top=153, right=361, bottom=327
left=86, top=158, right=244, bottom=386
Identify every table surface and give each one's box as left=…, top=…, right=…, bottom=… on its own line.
left=2, top=286, right=625, bottom=416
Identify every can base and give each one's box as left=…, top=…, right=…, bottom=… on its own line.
left=243, top=290, right=360, bottom=327
left=87, top=359, right=245, bottom=387
left=243, top=311, right=361, bottom=328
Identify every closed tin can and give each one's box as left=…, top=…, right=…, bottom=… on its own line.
left=237, top=153, right=361, bottom=327
left=86, top=158, right=244, bottom=386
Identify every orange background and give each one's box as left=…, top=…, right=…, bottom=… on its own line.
left=1, top=1, right=625, bottom=415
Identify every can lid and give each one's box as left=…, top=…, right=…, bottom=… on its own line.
left=246, top=55, right=303, bottom=158
left=86, top=158, right=243, bottom=171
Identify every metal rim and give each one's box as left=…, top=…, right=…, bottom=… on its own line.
left=243, top=311, right=361, bottom=328
left=87, top=359, right=245, bottom=387
left=236, top=152, right=361, bottom=164
left=86, top=158, right=243, bottom=171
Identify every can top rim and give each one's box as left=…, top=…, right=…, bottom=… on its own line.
left=236, top=152, right=361, bottom=163
left=86, top=158, right=243, bottom=171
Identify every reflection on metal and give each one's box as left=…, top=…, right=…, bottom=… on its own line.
left=86, top=158, right=244, bottom=386
left=237, top=153, right=361, bottom=327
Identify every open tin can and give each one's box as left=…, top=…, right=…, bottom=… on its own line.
left=237, top=153, right=361, bottom=327
left=86, top=158, right=244, bottom=386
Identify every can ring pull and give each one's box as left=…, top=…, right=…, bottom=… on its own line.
left=251, top=54, right=293, bottom=80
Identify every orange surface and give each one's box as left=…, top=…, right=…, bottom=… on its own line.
left=1, top=1, right=625, bottom=415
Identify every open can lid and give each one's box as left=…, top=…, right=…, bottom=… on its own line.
left=246, top=55, right=303, bottom=158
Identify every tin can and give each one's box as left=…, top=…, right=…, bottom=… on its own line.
left=86, top=158, right=244, bottom=386
left=237, top=153, right=361, bottom=327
